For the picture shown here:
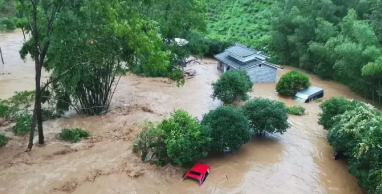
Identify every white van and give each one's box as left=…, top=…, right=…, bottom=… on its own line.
left=294, top=86, right=324, bottom=103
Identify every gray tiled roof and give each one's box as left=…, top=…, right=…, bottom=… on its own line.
left=214, top=45, right=277, bottom=70
left=226, top=46, right=256, bottom=58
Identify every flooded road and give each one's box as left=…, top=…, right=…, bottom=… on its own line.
left=0, top=31, right=363, bottom=194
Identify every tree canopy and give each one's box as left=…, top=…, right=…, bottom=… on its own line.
left=319, top=98, right=382, bottom=193
left=201, top=106, right=252, bottom=152
left=135, top=110, right=210, bottom=167
left=276, top=70, right=311, bottom=96
left=212, top=70, right=253, bottom=104
left=242, top=98, right=289, bottom=135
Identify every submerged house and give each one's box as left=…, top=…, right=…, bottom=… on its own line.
left=214, top=44, right=278, bottom=83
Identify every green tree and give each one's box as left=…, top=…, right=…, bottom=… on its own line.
left=242, top=98, right=290, bottom=135
left=17, top=0, right=78, bottom=150
left=212, top=70, right=253, bottom=104
left=201, top=106, right=251, bottom=152
left=325, top=104, right=382, bottom=193
left=276, top=70, right=311, bottom=96
left=318, top=97, right=366, bottom=130
left=135, top=110, right=210, bottom=166
left=45, top=0, right=170, bottom=115
left=158, top=110, right=210, bottom=166
left=0, top=17, right=15, bottom=31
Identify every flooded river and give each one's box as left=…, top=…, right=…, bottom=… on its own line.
left=0, top=30, right=364, bottom=194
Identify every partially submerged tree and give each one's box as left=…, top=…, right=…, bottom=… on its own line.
left=157, top=110, right=210, bottom=166
left=212, top=70, right=253, bottom=104
left=242, top=98, right=290, bottom=136
left=17, top=0, right=77, bottom=150
left=201, top=106, right=251, bottom=152
left=135, top=110, right=210, bottom=166
left=276, top=70, right=311, bottom=96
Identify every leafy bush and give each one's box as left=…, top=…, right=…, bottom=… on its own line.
left=135, top=110, right=210, bottom=166
left=286, top=105, right=305, bottom=116
left=0, top=102, right=9, bottom=118
left=212, top=70, right=253, bottom=104
left=0, top=133, right=7, bottom=147
left=201, top=105, right=251, bottom=152
left=59, top=128, right=89, bottom=143
left=12, top=113, right=32, bottom=136
left=242, top=98, right=290, bottom=135
left=134, top=122, right=167, bottom=162
left=0, top=17, right=15, bottom=31
left=276, top=70, right=311, bottom=96
left=0, top=90, right=35, bottom=119
left=318, top=97, right=366, bottom=130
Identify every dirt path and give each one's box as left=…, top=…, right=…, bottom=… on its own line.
left=0, top=31, right=364, bottom=194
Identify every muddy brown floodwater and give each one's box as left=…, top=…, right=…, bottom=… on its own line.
left=0, top=30, right=366, bottom=194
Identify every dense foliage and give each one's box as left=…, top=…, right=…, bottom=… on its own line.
left=0, top=0, right=15, bottom=32
left=201, top=106, right=251, bottom=152
left=242, top=98, right=289, bottom=135
left=206, top=0, right=272, bottom=50
left=135, top=110, right=210, bottom=167
left=0, top=17, right=15, bottom=31
left=0, top=133, right=7, bottom=147
left=276, top=70, right=311, bottom=96
left=269, top=1, right=382, bottom=105
left=12, top=113, right=32, bottom=136
left=59, top=128, right=89, bottom=143
left=286, top=105, right=305, bottom=116
left=212, top=70, right=253, bottom=104
left=318, top=97, right=366, bottom=130
left=319, top=99, right=382, bottom=193
left=0, top=91, right=34, bottom=119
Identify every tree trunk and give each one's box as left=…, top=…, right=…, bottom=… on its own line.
left=32, top=2, right=44, bottom=145
left=22, top=28, right=26, bottom=40
left=27, top=107, right=37, bottom=151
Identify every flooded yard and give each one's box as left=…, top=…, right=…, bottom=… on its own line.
left=0, top=30, right=364, bottom=194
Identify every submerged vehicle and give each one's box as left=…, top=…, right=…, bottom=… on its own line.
left=183, top=163, right=210, bottom=186
left=294, top=86, right=324, bottom=103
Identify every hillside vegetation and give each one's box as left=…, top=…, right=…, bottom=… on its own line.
left=207, top=0, right=382, bottom=106
left=206, top=0, right=272, bottom=51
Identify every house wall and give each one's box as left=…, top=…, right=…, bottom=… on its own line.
left=217, top=61, right=234, bottom=73
left=245, top=65, right=277, bottom=83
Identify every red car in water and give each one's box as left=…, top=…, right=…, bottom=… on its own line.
left=183, top=163, right=210, bottom=186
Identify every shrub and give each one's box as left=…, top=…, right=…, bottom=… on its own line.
left=286, top=105, right=305, bottom=115
left=242, top=98, right=290, bottom=135
left=276, top=70, right=311, bottom=96
left=318, top=97, right=366, bottom=130
left=134, top=122, right=167, bottom=162
left=0, top=17, right=15, bottom=31
left=201, top=106, right=251, bottom=152
left=135, top=110, right=210, bottom=167
left=0, top=90, right=35, bottom=119
left=0, top=101, right=9, bottom=118
left=212, top=70, right=253, bottom=104
left=59, top=128, right=89, bottom=143
left=0, top=133, right=7, bottom=147
left=12, top=113, right=32, bottom=136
